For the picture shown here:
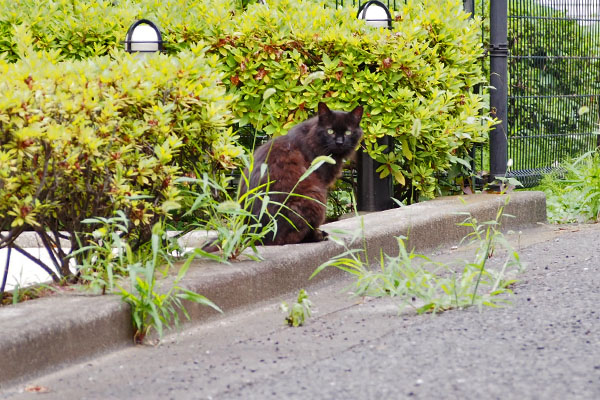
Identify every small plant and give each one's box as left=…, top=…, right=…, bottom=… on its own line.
left=70, top=211, right=132, bottom=294
left=0, top=270, right=61, bottom=306
left=461, top=158, right=523, bottom=196
left=1, top=283, right=53, bottom=306
left=326, top=176, right=356, bottom=222
left=311, top=198, right=523, bottom=314
left=179, top=168, right=274, bottom=262
left=538, top=150, right=600, bottom=223
left=489, top=159, right=524, bottom=194
left=118, top=222, right=222, bottom=344
left=281, top=289, right=312, bottom=327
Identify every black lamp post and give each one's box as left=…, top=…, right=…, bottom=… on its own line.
left=357, top=1, right=393, bottom=29
left=355, top=1, right=394, bottom=211
left=124, top=19, right=164, bottom=53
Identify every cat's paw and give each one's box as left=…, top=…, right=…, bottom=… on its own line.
left=303, top=229, right=329, bottom=243
left=313, top=229, right=329, bottom=242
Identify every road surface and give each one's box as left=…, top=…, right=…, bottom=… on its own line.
left=3, top=223, right=600, bottom=399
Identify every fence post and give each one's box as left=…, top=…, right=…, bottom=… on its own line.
left=597, top=108, right=600, bottom=148
left=463, top=0, right=474, bottom=16
left=357, top=136, right=394, bottom=211
left=489, top=0, right=509, bottom=179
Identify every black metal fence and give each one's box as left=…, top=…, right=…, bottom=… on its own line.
left=339, top=0, right=600, bottom=195
left=484, top=0, right=600, bottom=186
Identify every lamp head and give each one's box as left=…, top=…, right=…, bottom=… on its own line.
left=125, top=19, right=163, bottom=53
left=357, top=1, right=393, bottom=29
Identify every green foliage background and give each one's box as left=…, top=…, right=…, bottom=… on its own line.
left=0, top=29, right=237, bottom=276
left=472, top=0, right=600, bottom=175
left=0, top=0, right=492, bottom=278
left=1, top=0, right=492, bottom=198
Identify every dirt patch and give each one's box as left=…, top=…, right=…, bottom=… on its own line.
left=0, top=283, right=76, bottom=306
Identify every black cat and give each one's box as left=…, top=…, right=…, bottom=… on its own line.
left=241, top=102, right=364, bottom=245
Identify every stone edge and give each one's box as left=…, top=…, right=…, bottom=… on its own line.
left=0, top=192, right=546, bottom=388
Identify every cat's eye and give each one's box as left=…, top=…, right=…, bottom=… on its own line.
left=327, top=129, right=335, bottom=135
left=344, top=130, right=352, bottom=136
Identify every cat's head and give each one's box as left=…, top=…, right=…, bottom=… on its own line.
left=315, top=102, right=364, bottom=157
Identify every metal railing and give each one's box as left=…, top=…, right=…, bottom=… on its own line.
left=505, top=0, right=600, bottom=186
left=339, top=1, right=600, bottom=191
left=485, top=0, right=600, bottom=187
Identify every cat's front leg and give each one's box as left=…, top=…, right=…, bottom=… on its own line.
left=302, top=228, right=329, bottom=243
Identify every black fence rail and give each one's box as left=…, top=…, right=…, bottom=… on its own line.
left=331, top=0, right=401, bottom=9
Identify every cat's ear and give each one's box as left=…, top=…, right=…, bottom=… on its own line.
left=318, top=102, right=332, bottom=123
left=350, top=105, right=363, bottom=123
left=318, top=102, right=331, bottom=114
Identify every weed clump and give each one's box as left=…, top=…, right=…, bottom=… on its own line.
left=539, top=151, right=600, bottom=224
left=312, top=198, right=523, bottom=314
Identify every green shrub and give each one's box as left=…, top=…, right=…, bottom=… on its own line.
left=2, top=0, right=493, bottom=199
left=0, top=0, right=126, bottom=61
left=0, top=31, right=240, bottom=278
left=210, top=0, right=493, bottom=198
left=0, top=0, right=236, bottom=61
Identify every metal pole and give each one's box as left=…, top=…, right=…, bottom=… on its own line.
left=357, top=136, right=394, bottom=211
left=354, top=0, right=394, bottom=211
left=463, top=0, right=475, bottom=16
left=489, top=0, right=509, bottom=179
left=597, top=107, right=600, bottom=148
left=464, top=0, right=479, bottom=187
left=0, top=246, right=11, bottom=301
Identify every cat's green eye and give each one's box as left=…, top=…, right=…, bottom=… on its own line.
left=327, top=129, right=335, bottom=135
left=344, top=130, right=352, bottom=136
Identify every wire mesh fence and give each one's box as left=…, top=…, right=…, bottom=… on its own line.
left=506, top=0, right=600, bottom=186
left=333, top=0, right=600, bottom=188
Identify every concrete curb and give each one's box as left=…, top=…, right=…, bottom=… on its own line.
left=0, top=192, right=546, bottom=388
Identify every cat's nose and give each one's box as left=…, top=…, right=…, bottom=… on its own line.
left=335, top=136, right=344, bottom=145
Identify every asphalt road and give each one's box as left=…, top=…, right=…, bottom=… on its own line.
left=3, top=223, right=600, bottom=400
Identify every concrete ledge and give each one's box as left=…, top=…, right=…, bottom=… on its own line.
left=0, top=296, right=133, bottom=387
left=0, top=192, right=546, bottom=388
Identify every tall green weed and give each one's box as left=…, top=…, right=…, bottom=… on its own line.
left=71, top=214, right=222, bottom=343
left=119, top=223, right=222, bottom=344
left=311, top=198, right=523, bottom=314
left=539, top=150, right=600, bottom=223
